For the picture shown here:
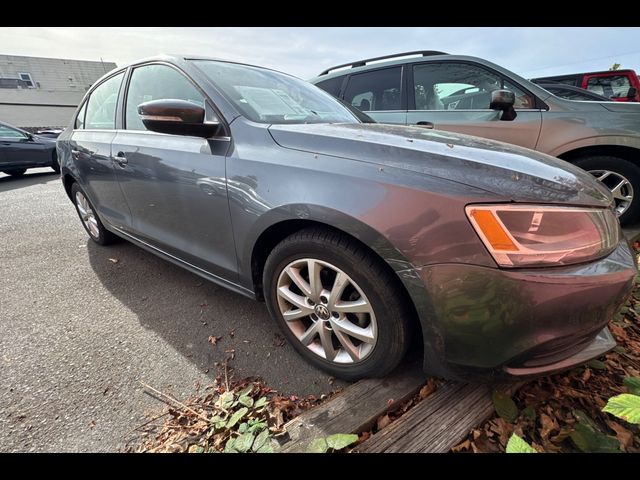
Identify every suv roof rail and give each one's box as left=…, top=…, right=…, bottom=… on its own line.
left=318, top=50, right=448, bottom=76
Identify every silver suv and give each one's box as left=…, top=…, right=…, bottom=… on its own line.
left=311, top=51, right=640, bottom=224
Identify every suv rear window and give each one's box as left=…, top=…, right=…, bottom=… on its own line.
left=343, top=67, right=402, bottom=111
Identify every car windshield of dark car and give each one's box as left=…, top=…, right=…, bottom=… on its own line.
left=191, top=60, right=359, bottom=125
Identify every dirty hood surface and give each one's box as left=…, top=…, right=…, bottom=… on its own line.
left=268, top=123, right=612, bottom=207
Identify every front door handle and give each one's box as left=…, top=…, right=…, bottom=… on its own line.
left=416, top=121, right=434, bottom=129
left=71, top=149, right=80, bottom=159
left=113, top=152, right=128, bottom=167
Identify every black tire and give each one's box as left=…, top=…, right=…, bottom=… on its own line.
left=70, top=182, right=117, bottom=245
left=51, top=151, right=60, bottom=174
left=263, top=228, right=413, bottom=380
left=4, top=169, right=26, bottom=177
left=573, top=155, right=640, bottom=226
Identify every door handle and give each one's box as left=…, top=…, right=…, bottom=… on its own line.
left=113, top=152, right=128, bottom=167
left=416, top=121, right=434, bottom=129
left=71, top=149, right=80, bottom=159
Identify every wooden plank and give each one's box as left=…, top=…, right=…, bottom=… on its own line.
left=277, top=364, right=426, bottom=453
left=354, top=381, right=495, bottom=453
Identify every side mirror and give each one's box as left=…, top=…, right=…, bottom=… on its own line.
left=627, top=87, right=637, bottom=99
left=490, top=89, right=517, bottom=121
left=137, top=99, right=221, bottom=138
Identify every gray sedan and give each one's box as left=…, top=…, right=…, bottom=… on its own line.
left=56, top=55, right=636, bottom=381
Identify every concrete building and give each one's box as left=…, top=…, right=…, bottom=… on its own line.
left=0, top=54, right=117, bottom=129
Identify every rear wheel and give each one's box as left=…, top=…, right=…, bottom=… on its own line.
left=263, top=228, right=412, bottom=380
left=3, top=169, right=26, bottom=177
left=573, top=156, right=640, bottom=225
left=71, top=182, right=117, bottom=245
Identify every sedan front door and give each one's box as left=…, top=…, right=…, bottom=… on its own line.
left=406, top=62, right=543, bottom=150
left=111, top=63, right=237, bottom=281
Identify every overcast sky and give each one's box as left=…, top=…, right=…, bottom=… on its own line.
left=1, top=27, right=638, bottom=79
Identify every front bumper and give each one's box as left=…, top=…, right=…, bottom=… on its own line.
left=415, top=239, right=636, bottom=381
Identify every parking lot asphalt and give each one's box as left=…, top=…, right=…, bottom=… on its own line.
left=0, top=168, right=345, bottom=452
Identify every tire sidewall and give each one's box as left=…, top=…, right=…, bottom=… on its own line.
left=263, top=237, right=405, bottom=379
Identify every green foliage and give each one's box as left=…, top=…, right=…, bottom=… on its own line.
left=521, top=406, right=536, bottom=421
left=492, top=390, right=518, bottom=423
left=505, top=434, right=537, bottom=453
left=623, top=377, right=640, bottom=396
left=587, top=359, right=607, bottom=370
left=603, top=394, right=640, bottom=424
left=307, top=433, right=359, bottom=453
left=569, top=410, right=619, bottom=453
left=609, top=63, right=621, bottom=71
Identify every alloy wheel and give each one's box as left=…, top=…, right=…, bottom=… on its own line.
left=589, top=169, right=634, bottom=216
left=75, top=191, right=100, bottom=239
left=276, top=258, right=377, bottom=364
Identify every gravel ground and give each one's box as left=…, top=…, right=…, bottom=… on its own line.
left=0, top=168, right=344, bottom=452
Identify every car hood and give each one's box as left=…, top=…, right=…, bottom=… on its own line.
left=268, top=123, right=612, bottom=207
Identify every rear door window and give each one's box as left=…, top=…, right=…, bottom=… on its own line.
left=315, top=76, right=343, bottom=97
left=343, top=67, right=402, bottom=111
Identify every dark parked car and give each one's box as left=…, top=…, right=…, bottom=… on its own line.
left=537, top=83, right=611, bottom=102
left=57, top=55, right=636, bottom=381
left=0, top=121, right=59, bottom=176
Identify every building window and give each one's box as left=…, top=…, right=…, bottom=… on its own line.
left=18, top=72, right=35, bottom=88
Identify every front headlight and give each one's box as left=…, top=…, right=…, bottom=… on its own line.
left=465, top=204, right=619, bottom=267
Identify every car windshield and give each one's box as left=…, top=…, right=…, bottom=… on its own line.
left=191, top=60, right=359, bottom=125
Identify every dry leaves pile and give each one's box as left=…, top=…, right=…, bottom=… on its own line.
left=452, top=243, right=640, bottom=453
left=131, top=372, right=340, bottom=453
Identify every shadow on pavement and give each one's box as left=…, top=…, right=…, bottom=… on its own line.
left=86, top=237, right=346, bottom=396
left=0, top=170, right=58, bottom=193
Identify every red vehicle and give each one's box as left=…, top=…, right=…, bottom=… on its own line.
left=532, top=69, right=639, bottom=102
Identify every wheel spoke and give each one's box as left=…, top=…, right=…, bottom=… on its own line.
left=285, top=266, right=312, bottom=297
left=611, top=179, right=632, bottom=201
left=333, top=318, right=375, bottom=344
left=282, top=308, right=311, bottom=322
left=332, top=298, right=371, bottom=314
left=307, top=259, right=323, bottom=301
left=595, top=171, right=611, bottom=182
left=333, top=328, right=360, bottom=361
left=318, top=324, right=337, bottom=361
left=299, top=322, right=320, bottom=345
left=328, top=271, right=349, bottom=308
left=277, top=286, right=309, bottom=311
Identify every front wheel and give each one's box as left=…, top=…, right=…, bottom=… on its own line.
left=263, top=228, right=412, bottom=380
left=573, top=156, right=640, bottom=225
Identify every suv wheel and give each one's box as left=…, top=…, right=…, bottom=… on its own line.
left=263, top=228, right=412, bottom=380
left=574, top=156, right=640, bottom=225
left=71, top=183, right=117, bottom=245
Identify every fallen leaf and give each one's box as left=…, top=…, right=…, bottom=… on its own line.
left=108, top=258, right=119, bottom=264
left=376, top=414, right=391, bottom=430
left=419, top=378, right=437, bottom=399
left=606, top=420, right=634, bottom=451
left=539, top=413, right=558, bottom=439
left=208, top=335, right=221, bottom=346
left=451, top=439, right=470, bottom=452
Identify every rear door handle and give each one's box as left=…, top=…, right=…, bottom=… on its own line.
left=416, top=121, right=434, bottom=129
left=113, top=152, right=128, bottom=167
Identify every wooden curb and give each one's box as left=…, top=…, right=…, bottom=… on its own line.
left=277, top=364, right=426, bottom=452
